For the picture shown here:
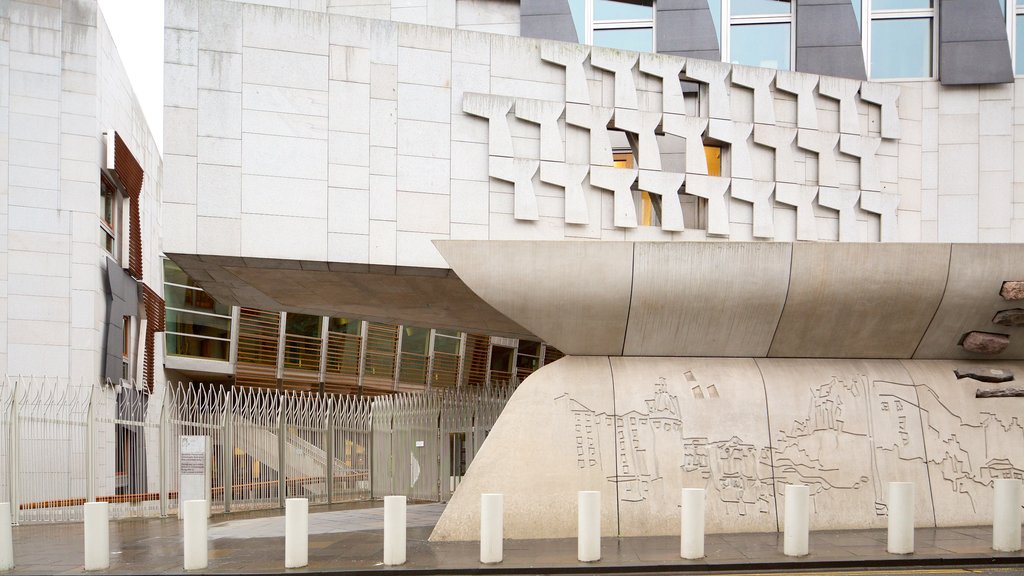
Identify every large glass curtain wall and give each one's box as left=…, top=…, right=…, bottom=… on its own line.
left=163, top=260, right=232, bottom=361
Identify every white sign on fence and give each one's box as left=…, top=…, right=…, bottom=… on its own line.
left=179, top=435, right=211, bottom=518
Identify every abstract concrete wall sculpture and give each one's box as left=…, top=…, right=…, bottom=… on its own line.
left=431, top=356, right=1024, bottom=540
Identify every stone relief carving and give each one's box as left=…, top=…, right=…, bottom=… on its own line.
left=464, top=46, right=903, bottom=241
left=557, top=370, right=1023, bottom=526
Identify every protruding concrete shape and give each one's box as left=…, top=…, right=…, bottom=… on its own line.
left=840, top=134, right=882, bottom=192
left=567, top=103, right=615, bottom=166
left=954, top=367, right=1014, bottom=383
left=614, top=110, right=663, bottom=170
left=916, top=246, right=1024, bottom=360
left=685, top=175, right=731, bottom=236
left=818, top=76, right=862, bottom=135
left=624, top=243, right=791, bottom=357
left=961, top=331, right=1010, bottom=355
left=1001, top=281, right=1024, bottom=301
left=490, top=157, right=540, bottom=221
left=540, top=162, right=591, bottom=224
left=860, top=190, right=899, bottom=242
left=384, top=496, right=407, bottom=566
left=590, top=48, right=639, bottom=110
left=775, top=70, right=819, bottom=130
left=680, top=488, right=705, bottom=560
left=859, top=82, right=901, bottom=139
left=480, top=494, right=504, bottom=563
left=731, top=65, right=776, bottom=126
left=775, top=183, right=819, bottom=241
left=515, top=99, right=565, bottom=162
left=709, top=119, right=754, bottom=179
left=993, top=309, right=1024, bottom=328
left=730, top=179, right=776, bottom=238
left=783, top=484, right=809, bottom=557
left=887, top=482, right=915, bottom=554
left=685, top=59, right=731, bottom=120
left=754, top=125, right=801, bottom=184
left=818, top=187, right=861, bottom=242
left=578, top=491, right=601, bottom=561
left=639, top=170, right=686, bottom=231
left=769, top=243, right=951, bottom=358
left=463, top=93, right=515, bottom=157
left=541, top=43, right=591, bottom=104
left=591, top=165, right=640, bottom=228
left=639, top=53, right=686, bottom=115
left=993, top=479, right=1022, bottom=552
left=663, top=114, right=709, bottom=175
left=798, top=130, right=841, bottom=187
left=434, top=242, right=634, bottom=356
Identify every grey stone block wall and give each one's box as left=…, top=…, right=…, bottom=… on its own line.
left=939, top=0, right=1013, bottom=85
left=795, top=0, right=866, bottom=80
left=656, top=0, right=720, bottom=60
left=520, top=0, right=578, bottom=42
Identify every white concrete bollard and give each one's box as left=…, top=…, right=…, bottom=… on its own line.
left=83, top=501, right=110, bottom=571
left=285, top=498, right=309, bottom=568
left=887, top=482, right=915, bottom=554
left=383, top=496, right=407, bottom=566
left=577, top=490, right=601, bottom=562
left=993, top=478, right=1022, bottom=552
left=680, top=488, right=705, bottom=560
left=783, top=484, right=809, bottom=557
left=480, top=493, right=503, bottom=564
left=0, top=503, right=14, bottom=571
left=183, top=499, right=208, bottom=570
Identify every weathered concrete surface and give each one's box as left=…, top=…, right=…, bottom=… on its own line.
left=430, top=356, right=1024, bottom=540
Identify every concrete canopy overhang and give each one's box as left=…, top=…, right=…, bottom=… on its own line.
left=435, top=241, right=1024, bottom=359
left=165, top=253, right=533, bottom=338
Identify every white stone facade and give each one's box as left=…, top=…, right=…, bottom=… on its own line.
left=0, top=0, right=163, bottom=381
left=164, top=0, right=1024, bottom=274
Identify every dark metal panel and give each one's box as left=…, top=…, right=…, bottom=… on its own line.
left=938, top=0, right=1013, bottom=85
left=655, top=4, right=721, bottom=60
left=104, top=259, right=140, bottom=384
left=795, top=0, right=866, bottom=80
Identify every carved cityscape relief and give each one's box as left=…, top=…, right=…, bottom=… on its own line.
left=464, top=46, right=903, bottom=242
left=558, top=364, right=1024, bottom=530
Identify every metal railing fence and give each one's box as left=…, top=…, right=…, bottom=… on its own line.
left=0, top=376, right=515, bottom=524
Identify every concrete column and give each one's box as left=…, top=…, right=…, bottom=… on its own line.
left=887, top=482, right=914, bottom=554
left=993, top=478, right=1022, bottom=552
left=680, top=488, right=705, bottom=560
left=0, top=503, right=13, bottom=570
left=83, top=502, right=110, bottom=571
left=285, top=498, right=309, bottom=568
left=384, top=496, right=406, bottom=566
left=784, top=484, right=809, bottom=557
left=577, top=491, right=601, bottom=562
left=480, top=493, right=503, bottom=564
left=183, top=500, right=208, bottom=570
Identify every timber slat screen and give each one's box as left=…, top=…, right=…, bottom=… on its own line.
left=235, top=308, right=281, bottom=389
left=461, top=334, right=490, bottom=387
left=362, top=323, right=399, bottom=394
left=323, top=329, right=361, bottom=395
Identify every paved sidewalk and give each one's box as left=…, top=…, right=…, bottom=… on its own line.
left=4, top=502, right=1024, bottom=574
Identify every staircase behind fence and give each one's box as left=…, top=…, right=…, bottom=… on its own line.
left=0, top=376, right=516, bottom=523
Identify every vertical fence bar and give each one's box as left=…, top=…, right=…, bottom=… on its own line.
left=86, top=382, right=95, bottom=503
left=326, top=399, right=334, bottom=504
left=159, top=386, right=169, bottom=518
left=223, top=390, right=233, bottom=514
left=278, top=394, right=286, bottom=509
left=9, top=378, right=18, bottom=525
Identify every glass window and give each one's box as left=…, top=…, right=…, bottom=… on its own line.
left=163, top=258, right=234, bottom=361
left=328, top=317, right=361, bottom=334
left=401, top=326, right=430, bottom=354
left=730, top=22, right=791, bottom=69
left=852, top=0, right=862, bottom=29
left=433, top=329, right=461, bottom=354
left=166, top=310, right=231, bottom=340
left=101, top=177, right=117, bottom=256
left=593, top=28, right=654, bottom=51
left=870, top=18, right=931, bottom=78
left=708, top=0, right=723, bottom=43
left=873, top=0, right=931, bottom=9
left=731, top=0, right=791, bottom=16
left=594, top=0, right=653, bottom=20
left=164, top=284, right=231, bottom=316
left=570, top=0, right=585, bottom=41
left=286, top=313, right=322, bottom=337
left=1017, top=14, right=1024, bottom=74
